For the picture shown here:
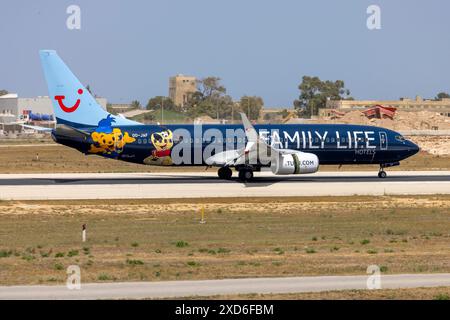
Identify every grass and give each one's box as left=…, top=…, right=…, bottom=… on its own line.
left=182, top=287, right=450, bottom=300
left=433, top=293, right=450, bottom=300
left=0, top=195, right=449, bottom=285
left=98, top=273, right=115, bottom=281
left=129, top=109, right=189, bottom=124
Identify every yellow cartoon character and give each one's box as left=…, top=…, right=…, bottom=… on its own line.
left=89, top=128, right=135, bottom=155
left=88, top=115, right=135, bottom=156
left=146, top=129, right=173, bottom=165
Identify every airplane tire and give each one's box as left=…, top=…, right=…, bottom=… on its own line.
left=218, top=167, right=232, bottom=180
left=238, top=169, right=254, bottom=181
left=378, top=171, right=387, bottom=178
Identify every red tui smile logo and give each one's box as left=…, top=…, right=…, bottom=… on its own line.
left=55, top=88, right=83, bottom=113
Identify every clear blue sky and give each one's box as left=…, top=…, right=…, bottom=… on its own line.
left=1, top=0, right=449, bottom=107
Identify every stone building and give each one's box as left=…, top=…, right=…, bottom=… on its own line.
left=0, top=94, right=107, bottom=120
left=168, top=75, right=197, bottom=107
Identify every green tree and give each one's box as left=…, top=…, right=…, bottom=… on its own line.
left=186, top=77, right=234, bottom=120
left=0, top=90, right=8, bottom=97
left=293, top=76, right=352, bottom=117
left=435, top=92, right=450, bottom=100
left=130, top=100, right=141, bottom=109
left=197, top=77, right=226, bottom=98
left=146, top=96, right=177, bottom=112
left=239, top=96, right=264, bottom=121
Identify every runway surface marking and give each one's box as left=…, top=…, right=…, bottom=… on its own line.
left=0, top=171, right=449, bottom=200
left=1, top=273, right=449, bottom=300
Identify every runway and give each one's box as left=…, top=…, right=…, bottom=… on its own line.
left=1, top=273, right=449, bottom=299
left=0, top=171, right=449, bottom=200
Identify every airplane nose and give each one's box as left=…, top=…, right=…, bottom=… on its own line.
left=409, top=141, right=420, bottom=155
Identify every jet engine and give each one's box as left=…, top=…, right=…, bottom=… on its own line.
left=270, top=151, right=319, bottom=175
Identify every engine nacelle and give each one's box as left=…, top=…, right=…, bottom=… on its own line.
left=270, top=151, right=319, bottom=175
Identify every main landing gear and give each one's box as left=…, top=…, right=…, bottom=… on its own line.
left=217, top=166, right=232, bottom=180
left=238, top=167, right=254, bottom=182
left=218, top=166, right=254, bottom=181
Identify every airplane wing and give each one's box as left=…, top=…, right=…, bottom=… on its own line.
left=21, top=123, right=91, bottom=140
left=21, top=124, right=53, bottom=132
left=205, top=113, right=276, bottom=166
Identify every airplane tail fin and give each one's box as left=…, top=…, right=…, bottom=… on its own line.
left=39, top=50, right=138, bottom=127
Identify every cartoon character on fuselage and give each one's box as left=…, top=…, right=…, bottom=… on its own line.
left=147, top=129, right=173, bottom=165
left=89, top=115, right=135, bottom=156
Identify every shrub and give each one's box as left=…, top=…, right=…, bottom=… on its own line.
left=380, top=266, right=388, bottom=272
left=131, top=242, right=139, bottom=248
left=54, top=263, right=64, bottom=270
left=22, top=254, right=35, bottom=261
left=360, top=239, right=370, bottom=245
left=434, top=294, right=450, bottom=300
left=186, top=261, right=200, bottom=267
left=0, top=250, right=12, bottom=258
left=55, top=252, right=65, bottom=258
left=217, top=248, right=230, bottom=254
left=175, top=241, right=189, bottom=248
left=40, top=251, right=50, bottom=258
left=98, top=273, right=114, bottom=281
left=306, top=248, right=316, bottom=254
left=367, top=249, right=378, bottom=254
left=273, top=248, right=284, bottom=255
left=126, top=259, right=144, bottom=265
left=67, top=250, right=79, bottom=257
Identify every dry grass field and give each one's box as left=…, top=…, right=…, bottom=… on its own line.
left=0, top=141, right=449, bottom=173
left=184, top=287, right=450, bottom=300
left=0, top=196, right=449, bottom=286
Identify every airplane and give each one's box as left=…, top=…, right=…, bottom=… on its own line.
left=29, top=50, right=420, bottom=181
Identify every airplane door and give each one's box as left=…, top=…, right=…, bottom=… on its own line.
left=379, top=132, right=388, bottom=150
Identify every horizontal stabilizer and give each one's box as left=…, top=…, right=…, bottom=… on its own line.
left=21, top=124, right=53, bottom=132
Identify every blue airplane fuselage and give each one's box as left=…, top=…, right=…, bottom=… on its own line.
left=52, top=122, right=420, bottom=167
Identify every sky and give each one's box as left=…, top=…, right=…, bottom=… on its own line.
left=1, top=0, right=450, bottom=107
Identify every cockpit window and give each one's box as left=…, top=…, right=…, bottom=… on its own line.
left=395, top=135, right=405, bottom=142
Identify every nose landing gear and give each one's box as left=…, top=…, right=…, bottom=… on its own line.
left=378, top=162, right=400, bottom=178
left=378, top=169, right=387, bottom=178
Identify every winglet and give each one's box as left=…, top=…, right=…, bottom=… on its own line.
left=240, top=113, right=258, bottom=142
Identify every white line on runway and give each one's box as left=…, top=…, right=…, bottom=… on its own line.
left=1, top=273, right=449, bottom=300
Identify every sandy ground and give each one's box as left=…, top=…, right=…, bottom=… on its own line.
left=314, top=110, right=450, bottom=131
